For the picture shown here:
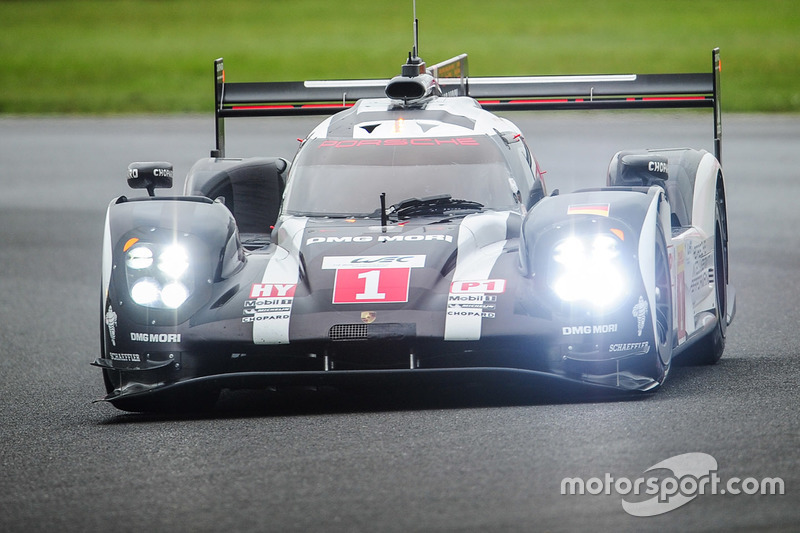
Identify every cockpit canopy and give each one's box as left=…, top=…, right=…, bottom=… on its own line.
left=282, top=134, right=520, bottom=217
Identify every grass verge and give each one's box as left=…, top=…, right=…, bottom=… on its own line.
left=1, top=0, right=798, bottom=113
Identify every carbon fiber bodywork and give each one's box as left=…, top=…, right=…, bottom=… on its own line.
left=95, top=49, right=733, bottom=411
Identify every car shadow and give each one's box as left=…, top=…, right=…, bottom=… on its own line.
left=98, top=373, right=648, bottom=425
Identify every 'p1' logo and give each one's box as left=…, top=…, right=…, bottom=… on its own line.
left=450, top=279, right=507, bottom=294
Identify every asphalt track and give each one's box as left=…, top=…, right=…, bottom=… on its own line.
left=1, top=113, right=798, bottom=532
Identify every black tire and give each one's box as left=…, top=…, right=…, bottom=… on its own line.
left=650, top=217, right=674, bottom=382
left=679, top=185, right=727, bottom=365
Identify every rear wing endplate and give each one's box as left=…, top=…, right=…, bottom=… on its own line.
left=213, top=49, right=721, bottom=163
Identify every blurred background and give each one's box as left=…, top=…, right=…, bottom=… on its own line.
left=1, top=0, right=798, bottom=114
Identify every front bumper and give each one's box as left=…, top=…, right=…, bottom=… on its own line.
left=93, top=335, right=664, bottom=408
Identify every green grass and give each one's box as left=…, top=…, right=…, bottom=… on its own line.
left=1, top=0, right=798, bottom=114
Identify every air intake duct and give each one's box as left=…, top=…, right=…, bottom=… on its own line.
left=385, top=73, right=440, bottom=101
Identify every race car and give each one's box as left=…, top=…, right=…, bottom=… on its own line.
left=95, top=46, right=735, bottom=412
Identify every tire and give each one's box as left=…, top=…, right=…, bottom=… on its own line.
left=679, top=185, right=727, bottom=365
left=650, top=217, right=674, bottom=382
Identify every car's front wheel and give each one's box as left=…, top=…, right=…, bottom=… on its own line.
left=649, top=216, right=674, bottom=382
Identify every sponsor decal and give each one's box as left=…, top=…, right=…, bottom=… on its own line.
left=127, top=167, right=173, bottom=179
left=676, top=242, right=686, bottom=343
left=648, top=160, right=668, bottom=173
left=444, top=213, right=510, bottom=341
left=449, top=302, right=496, bottom=310
left=244, top=298, right=294, bottom=315
left=562, top=324, right=619, bottom=336
left=245, top=298, right=294, bottom=308
left=306, top=234, right=453, bottom=245
left=567, top=204, right=610, bottom=217
left=253, top=216, right=305, bottom=345
left=446, top=283, right=503, bottom=319
left=244, top=306, right=291, bottom=315
left=245, top=293, right=295, bottom=320
left=322, top=255, right=426, bottom=269
left=446, top=310, right=496, bottom=318
left=109, top=352, right=141, bottom=362
left=609, top=341, right=651, bottom=353
left=153, top=168, right=173, bottom=179
left=245, top=314, right=290, bottom=321
left=450, top=279, right=506, bottom=294
left=318, top=137, right=480, bottom=148
left=632, top=296, right=649, bottom=337
left=105, top=306, right=118, bottom=346
left=130, top=332, right=181, bottom=343
left=249, top=283, right=297, bottom=298
left=448, top=294, right=497, bottom=303
left=687, top=237, right=713, bottom=306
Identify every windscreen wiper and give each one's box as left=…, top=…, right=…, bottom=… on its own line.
left=388, top=194, right=484, bottom=219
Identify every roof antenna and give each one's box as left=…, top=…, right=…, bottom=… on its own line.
left=401, top=1, right=425, bottom=77
left=412, top=0, right=419, bottom=59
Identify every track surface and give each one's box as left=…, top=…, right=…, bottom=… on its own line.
left=1, top=114, right=798, bottom=532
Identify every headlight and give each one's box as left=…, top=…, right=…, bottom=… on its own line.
left=130, top=277, right=161, bottom=306
left=160, top=282, right=190, bottom=308
left=124, top=241, right=194, bottom=309
left=549, top=234, right=628, bottom=309
left=157, top=245, right=189, bottom=278
left=126, top=246, right=153, bottom=270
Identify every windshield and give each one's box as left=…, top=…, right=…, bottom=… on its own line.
left=282, top=135, right=519, bottom=217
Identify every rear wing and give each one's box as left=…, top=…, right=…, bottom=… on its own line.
left=213, top=48, right=721, bottom=163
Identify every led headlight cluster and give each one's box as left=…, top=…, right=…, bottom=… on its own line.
left=549, top=234, right=628, bottom=309
left=124, top=240, right=193, bottom=309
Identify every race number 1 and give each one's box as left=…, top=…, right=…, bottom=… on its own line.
left=333, top=268, right=411, bottom=303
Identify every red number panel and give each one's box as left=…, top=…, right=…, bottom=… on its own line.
left=332, top=268, right=411, bottom=304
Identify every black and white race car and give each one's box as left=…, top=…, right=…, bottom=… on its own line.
left=96, top=47, right=735, bottom=412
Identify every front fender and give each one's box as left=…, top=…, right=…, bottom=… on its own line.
left=520, top=186, right=665, bottom=278
left=102, top=196, right=242, bottom=327
left=519, top=186, right=670, bottom=349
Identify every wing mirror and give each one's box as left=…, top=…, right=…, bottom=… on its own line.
left=127, top=162, right=174, bottom=197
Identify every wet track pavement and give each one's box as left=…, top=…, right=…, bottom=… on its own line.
left=1, top=114, right=798, bottom=531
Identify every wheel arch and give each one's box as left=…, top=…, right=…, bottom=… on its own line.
left=637, top=188, right=673, bottom=361
left=691, top=152, right=723, bottom=238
